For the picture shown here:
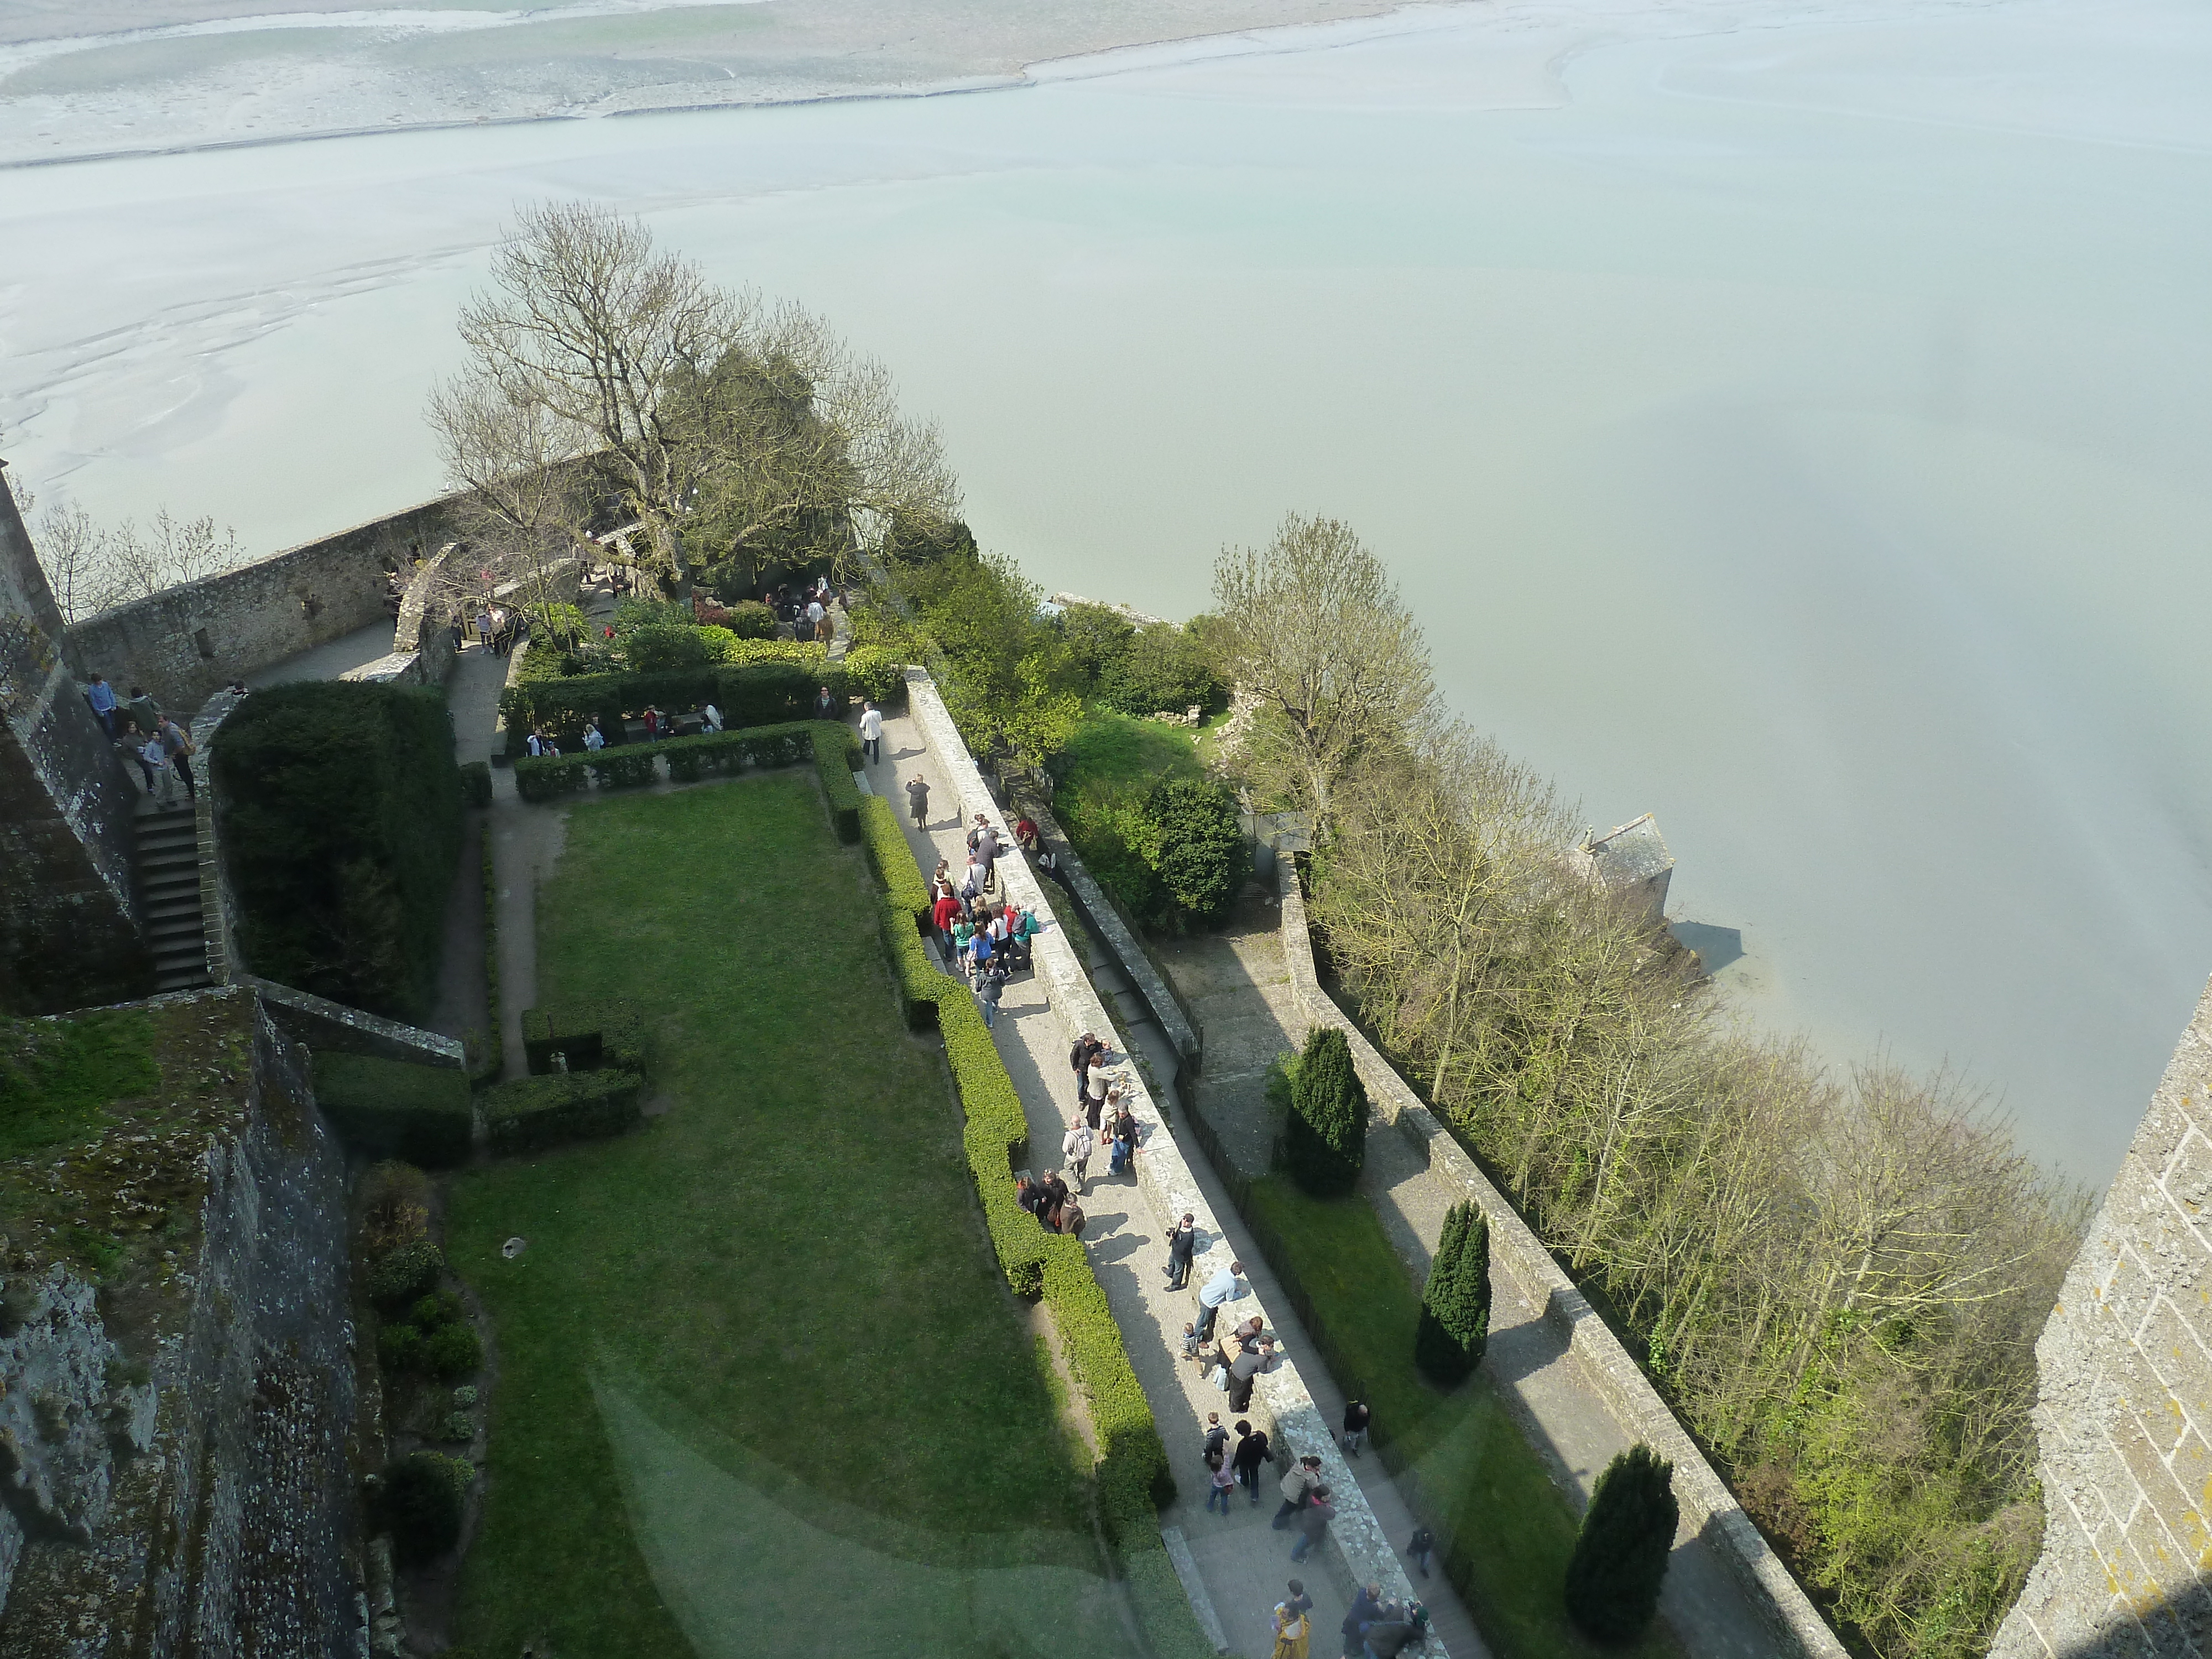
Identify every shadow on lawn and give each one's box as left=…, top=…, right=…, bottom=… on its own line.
left=593, top=1370, right=1145, bottom=1659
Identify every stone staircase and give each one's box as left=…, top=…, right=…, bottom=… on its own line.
left=135, top=799, right=211, bottom=993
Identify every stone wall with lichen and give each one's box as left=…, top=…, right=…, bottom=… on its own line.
left=0, top=988, right=361, bottom=1656
left=1995, top=972, right=2212, bottom=1659
left=0, top=471, right=147, bottom=1014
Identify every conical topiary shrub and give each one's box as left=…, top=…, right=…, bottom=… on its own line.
left=1282, top=1026, right=1368, bottom=1197
left=1563, top=1443, right=1679, bottom=1642
left=1415, top=1200, right=1490, bottom=1384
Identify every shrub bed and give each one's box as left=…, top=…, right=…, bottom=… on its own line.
left=212, top=680, right=462, bottom=1019
left=497, top=658, right=844, bottom=756
left=512, top=720, right=843, bottom=805
left=481, top=1070, right=643, bottom=1153
left=312, top=1051, right=473, bottom=1167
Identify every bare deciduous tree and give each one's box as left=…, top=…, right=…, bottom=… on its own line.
left=32, top=498, right=244, bottom=623
left=1210, top=514, right=1436, bottom=829
left=429, top=202, right=959, bottom=589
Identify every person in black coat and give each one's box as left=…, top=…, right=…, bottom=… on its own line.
left=1232, top=1422, right=1271, bottom=1506
left=1163, top=1213, right=1198, bottom=1290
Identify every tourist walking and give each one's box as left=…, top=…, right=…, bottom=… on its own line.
left=85, top=675, right=118, bottom=738
left=583, top=720, right=606, bottom=752
left=476, top=607, right=494, bottom=648
left=977, top=964, right=1004, bottom=1030
left=1164, top=1214, right=1197, bottom=1289
left=858, top=700, right=883, bottom=765
left=1289, top=1488, right=1335, bottom=1564
left=124, top=686, right=161, bottom=737
left=1342, top=1398, right=1371, bottom=1457
left=1062, top=1120, right=1094, bottom=1190
left=155, top=716, right=197, bottom=800
left=1271, top=1599, right=1312, bottom=1659
left=1206, top=1449, right=1237, bottom=1517
left=906, top=775, right=930, bottom=828
left=1406, top=1525, right=1435, bottom=1580
left=1202, top=1411, right=1228, bottom=1465
left=1196, top=1259, right=1245, bottom=1343
left=1233, top=1423, right=1271, bottom=1504
left=1272, top=1455, right=1322, bottom=1530
left=969, top=813, right=1000, bottom=881
left=701, top=701, right=722, bottom=732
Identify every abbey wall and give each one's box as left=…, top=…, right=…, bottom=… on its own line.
left=1997, top=973, right=2212, bottom=1659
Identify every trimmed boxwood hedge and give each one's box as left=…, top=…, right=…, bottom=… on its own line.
left=851, top=790, right=1209, bottom=1658
left=498, top=660, right=848, bottom=757
left=481, top=1069, right=643, bottom=1153
left=513, top=722, right=866, bottom=848
left=520, top=1000, right=648, bottom=1078
left=211, top=680, right=462, bottom=1020
left=312, top=1051, right=472, bottom=1166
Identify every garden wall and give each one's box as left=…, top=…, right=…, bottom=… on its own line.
left=899, top=669, right=1444, bottom=1647
left=1273, top=860, right=1849, bottom=1659
left=64, top=492, right=463, bottom=712
left=0, top=990, right=361, bottom=1655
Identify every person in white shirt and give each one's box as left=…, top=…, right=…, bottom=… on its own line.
left=1063, top=1119, right=1095, bottom=1191
left=701, top=702, right=722, bottom=733
left=857, top=700, right=884, bottom=765
left=582, top=721, right=606, bottom=752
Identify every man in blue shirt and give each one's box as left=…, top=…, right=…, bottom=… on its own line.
left=84, top=675, right=118, bottom=738
left=1196, top=1258, right=1245, bottom=1342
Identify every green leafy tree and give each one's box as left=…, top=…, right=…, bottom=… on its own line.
left=1146, top=777, right=1249, bottom=926
left=1564, top=1444, right=1679, bottom=1642
left=1282, top=1026, right=1368, bottom=1197
left=1099, top=622, right=1224, bottom=717
left=1416, top=1200, right=1491, bottom=1384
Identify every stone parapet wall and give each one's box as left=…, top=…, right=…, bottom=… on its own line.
left=1994, top=973, right=2212, bottom=1659
left=901, top=670, right=1442, bottom=1643
left=1275, top=860, right=1849, bottom=1659
left=64, top=493, right=463, bottom=713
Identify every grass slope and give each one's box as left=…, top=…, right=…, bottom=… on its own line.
left=1246, top=1175, right=1684, bottom=1659
left=445, top=778, right=1107, bottom=1657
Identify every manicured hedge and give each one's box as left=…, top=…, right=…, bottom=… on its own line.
left=841, top=645, right=906, bottom=707
left=212, top=680, right=462, bottom=1020
left=312, top=1051, right=473, bottom=1166
left=481, top=1069, right=643, bottom=1153
left=460, top=761, right=492, bottom=810
left=851, top=792, right=1207, bottom=1656
left=512, top=723, right=864, bottom=847
left=520, top=1000, right=648, bottom=1078
left=497, top=658, right=847, bottom=757
left=513, top=721, right=837, bottom=804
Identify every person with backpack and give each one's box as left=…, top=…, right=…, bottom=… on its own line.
left=1206, top=1447, right=1237, bottom=1516
left=977, top=961, right=1005, bottom=1030
left=1062, top=1119, right=1094, bottom=1190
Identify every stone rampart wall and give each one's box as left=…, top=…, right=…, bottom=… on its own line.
left=901, top=669, right=1443, bottom=1645
left=65, top=493, right=463, bottom=713
left=0, top=989, right=359, bottom=1655
left=1994, top=973, right=2212, bottom=1659
left=0, top=471, right=147, bottom=1013
left=1275, top=862, right=1849, bottom=1659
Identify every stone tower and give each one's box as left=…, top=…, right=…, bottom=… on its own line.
left=0, top=465, right=149, bottom=1010
left=1996, top=972, right=2212, bottom=1658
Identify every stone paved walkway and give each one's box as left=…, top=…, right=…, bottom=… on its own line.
left=1155, top=904, right=1781, bottom=1659
left=870, top=709, right=1487, bottom=1659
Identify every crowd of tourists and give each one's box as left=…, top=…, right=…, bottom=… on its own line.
left=80, top=673, right=232, bottom=808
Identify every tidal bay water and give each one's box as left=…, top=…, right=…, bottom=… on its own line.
left=3, top=0, right=2208, bottom=1182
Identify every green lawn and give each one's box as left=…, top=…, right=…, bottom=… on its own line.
left=445, top=778, right=1135, bottom=1659
left=1057, top=710, right=1203, bottom=796
left=1245, top=1175, right=1684, bottom=1659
